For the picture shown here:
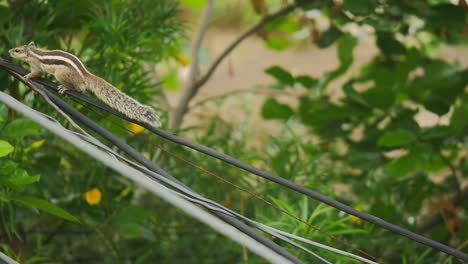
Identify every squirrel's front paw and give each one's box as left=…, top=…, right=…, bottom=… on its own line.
left=23, top=74, right=32, bottom=80
left=57, top=86, right=68, bottom=95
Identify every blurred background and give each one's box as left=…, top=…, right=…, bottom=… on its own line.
left=0, top=0, right=467, bottom=263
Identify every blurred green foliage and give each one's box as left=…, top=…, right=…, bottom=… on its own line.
left=259, top=0, right=467, bottom=262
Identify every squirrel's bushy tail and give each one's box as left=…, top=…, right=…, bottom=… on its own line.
left=88, top=76, right=161, bottom=127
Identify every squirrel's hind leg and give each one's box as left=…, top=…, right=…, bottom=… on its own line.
left=54, top=69, right=87, bottom=94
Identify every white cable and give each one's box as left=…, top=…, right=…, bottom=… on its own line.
left=2, top=89, right=375, bottom=263
left=33, top=105, right=373, bottom=264
left=0, top=91, right=293, bottom=264
left=0, top=251, right=18, bottom=264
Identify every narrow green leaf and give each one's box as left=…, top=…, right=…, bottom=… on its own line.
left=13, top=197, right=80, bottom=223
left=421, top=126, right=452, bottom=140
left=0, top=140, right=14, bottom=157
left=338, top=34, right=357, bottom=65
left=377, top=129, right=417, bottom=147
left=9, top=171, right=40, bottom=186
left=265, top=66, right=295, bottom=86
left=450, top=97, right=468, bottom=134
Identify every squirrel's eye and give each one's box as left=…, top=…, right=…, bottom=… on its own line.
left=14, top=49, right=19, bottom=53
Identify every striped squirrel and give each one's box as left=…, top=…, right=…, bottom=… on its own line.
left=8, top=42, right=161, bottom=127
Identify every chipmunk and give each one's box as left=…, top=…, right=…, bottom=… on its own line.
left=8, top=42, right=161, bottom=127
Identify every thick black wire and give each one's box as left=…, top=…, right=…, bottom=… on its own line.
left=0, top=60, right=304, bottom=263
left=1, top=59, right=467, bottom=261
left=36, top=85, right=304, bottom=264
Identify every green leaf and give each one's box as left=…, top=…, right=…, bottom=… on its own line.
left=265, top=36, right=291, bottom=51
left=0, top=6, right=12, bottom=24
left=8, top=170, right=40, bottom=186
left=384, top=145, right=432, bottom=178
left=2, top=119, right=41, bottom=140
left=13, top=197, right=80, bottom=223
left=265, top=66, right=295, bottom=86
left=261, top=97, right=294, bottom=120
left=450, top=96, right=468, bottom=134
left=408, top=60, right=466, bottom=115
left=113, top=205, right=152, bottom=240
left=314, top=34, right=357, bottom=91
left=162, top=68, right=180, bottom=91
left=265, top=16, right=301, bottom=33
left=337, top=34, right=357, bottom=65
left=342, top=0, right=377, bottom=16
left=317, top=27, right=342, bottom=48
left=343, top=82, right=370, bottom=107
left=421, top=126, right=453, bottom=140
left=0, top=140, right=14, bottom=157
left=295, top=75, right=318, bottom=89
left=299, top=97, right=357, bottom=135
left=0, top=160, right=18, bottom=174
left=427, top=4, right=466, bottom=43
left=377, top=32, right=406, bottom=55
left=377, top=129, right=417, bottom=147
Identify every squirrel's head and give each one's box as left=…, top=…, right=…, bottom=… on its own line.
left=9, top=42, right=36, bottom=61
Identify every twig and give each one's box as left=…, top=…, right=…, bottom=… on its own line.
left=171, top=3, right=298, bottom=128
left=170, top=0, right=214, bottom=128
left=189, top=87, right=301, bottom=111
left=438, top=151, right=462, bottom=192
left=416, top=186, right=468, bottom=233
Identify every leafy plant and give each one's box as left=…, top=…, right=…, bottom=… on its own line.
left=259, top=0, right=467, bottom=261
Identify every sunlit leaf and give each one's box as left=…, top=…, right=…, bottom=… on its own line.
left=265, top=36, right=291, bottom=51
left=0, top=140, right=14, bottom=157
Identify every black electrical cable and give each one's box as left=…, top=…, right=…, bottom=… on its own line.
left=36, top=86, right=304, bottom=264
left=0, top=62, right=304, bottom=264
left=1, top=59, right=467, bottom=262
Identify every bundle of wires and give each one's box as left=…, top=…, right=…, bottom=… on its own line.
left=0, top=58, right=466, bottom=263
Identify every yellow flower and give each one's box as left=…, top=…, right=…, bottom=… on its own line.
left=174, top=53, right=190, bottom=67
left=348, top=204, right=363, bottom=225
left=128, top=122, right=145, bottom=134
left=85, top=188, right=102, bottom=206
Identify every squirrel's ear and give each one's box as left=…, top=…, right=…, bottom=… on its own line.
left=28, top=41, right=36, bottom=47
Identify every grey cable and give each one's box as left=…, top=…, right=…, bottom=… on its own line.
left=0, top=91, right=293, bottom=264
left=0, top=251, right=18, bottom=264
left=1, top=59, right=467, bottom=261
left=25, top=101, right=372, bottom=264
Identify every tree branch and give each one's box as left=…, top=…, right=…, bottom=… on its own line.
left=189, top=87, right=300, bottom=111
left=170, top=0, right=214, bottom=128
left=416, top=186, right=468, bottom=233
left=171, top=3, right=298, bottom=128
